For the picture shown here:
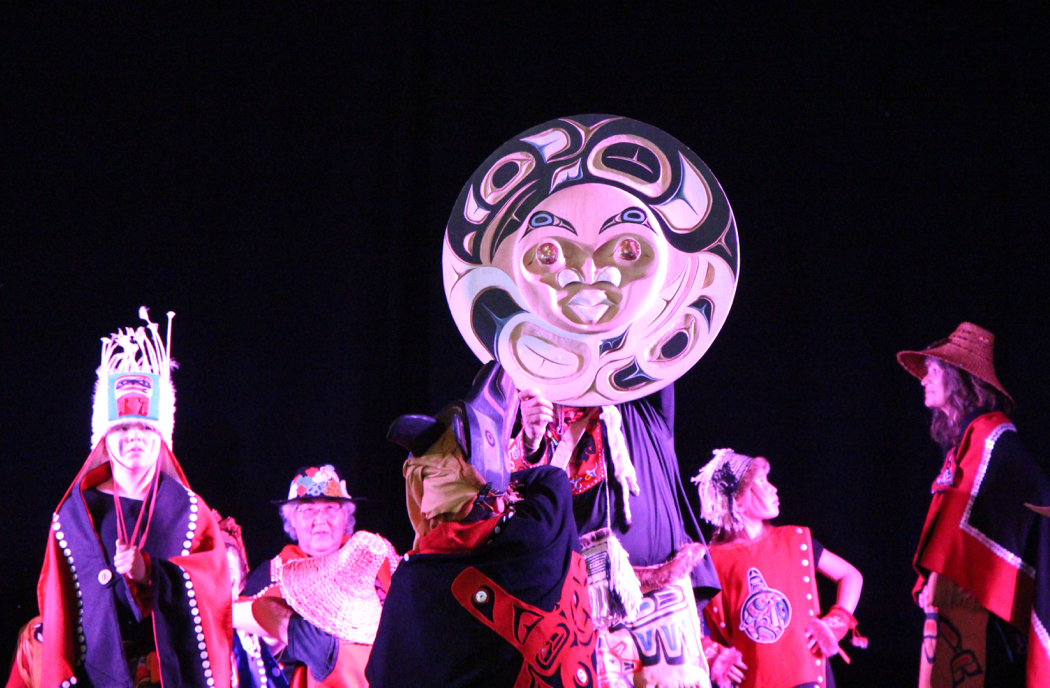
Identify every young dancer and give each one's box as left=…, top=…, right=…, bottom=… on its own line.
left=694, top=449, right=864, bottom=688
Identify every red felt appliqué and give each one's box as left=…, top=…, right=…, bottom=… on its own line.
left=451, top=553, right=597, bottom=687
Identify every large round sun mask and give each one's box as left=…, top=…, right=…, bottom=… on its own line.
left=508, top=184, right=668, bottom=335
left=443, top=115, right=739, bottom=406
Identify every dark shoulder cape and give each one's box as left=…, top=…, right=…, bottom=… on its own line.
left=39, top=443, right=232, bottom=688
left=914, top=411, right=1050, bottom=683
left=365, top=465, right=596, bottom=688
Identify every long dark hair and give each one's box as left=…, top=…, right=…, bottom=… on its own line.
left=929, top=358, right=1013, bottom=450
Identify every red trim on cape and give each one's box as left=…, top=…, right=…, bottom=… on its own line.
left=450, top=554, right=596, bottom=688
left=279, top=542, right=312, bottom=563
left=413, top=518, right=500, bottom=555
left=38, top=522, right=76, bottom=687
left=170, top=501, right=233, bottom=688
left=3, top=670, right=29, bottom=688
left=913, top=412, right=1032, bottom=631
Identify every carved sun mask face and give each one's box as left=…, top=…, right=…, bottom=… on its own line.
left=443, top=115, right=739, bottom=406
left=505, top=183, right=669, bottom=335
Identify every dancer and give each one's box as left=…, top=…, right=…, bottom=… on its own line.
left=37, top=307, right=232, bottom=688
left=4, top=618, right=41, bottom=688
left=898, top=322, right=1050, bottom=687
left=216, top=513, right=287, bottom=688
left=694, top=449, right=865, bottom=688
left=237, top=465, right=398, bottom=688
left=440, top=115, right=740, bottom=688
left=518, top=385, right=717, bottom=687
left=367, top=362, right=597, bottom=687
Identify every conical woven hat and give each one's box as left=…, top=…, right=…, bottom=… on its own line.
left=276, top=531, right=396, bottom=644
left=896, top=322, right=1013, bottom=404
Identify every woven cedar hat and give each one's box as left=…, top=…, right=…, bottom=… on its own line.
left=275, top=531, right=397, bottom=644
left=896, top=322, right=1013, bottom=405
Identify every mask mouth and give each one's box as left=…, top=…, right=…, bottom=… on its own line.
left=566, top=289, right=614, bottom=324
left=510, top=321, right=592, bottom=382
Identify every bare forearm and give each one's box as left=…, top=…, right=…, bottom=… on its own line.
left=834, top=569, right=863, bottom=613
left=817, top=549, right=863, bottom=613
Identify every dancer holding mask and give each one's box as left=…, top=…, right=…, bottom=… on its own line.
left=442, top=115, right=739, bottom=687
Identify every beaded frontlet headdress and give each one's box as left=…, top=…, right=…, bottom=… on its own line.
left=692, top=448, right=757, bottom=532
left=90, top=307, right=176, bottom=449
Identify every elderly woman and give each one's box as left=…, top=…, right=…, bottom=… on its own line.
left=898, top=322, right=1050, bottom=687
left=275, top=469, right=359, bottom=559
left=236, top=465, right=398, bottom=688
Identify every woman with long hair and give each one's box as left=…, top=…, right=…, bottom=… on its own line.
left=899, top=322, right=1050, bottom=687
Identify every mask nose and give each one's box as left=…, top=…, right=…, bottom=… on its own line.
left=579, top=257, right=599, bottom=284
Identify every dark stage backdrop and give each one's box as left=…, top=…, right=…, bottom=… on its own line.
left=2, top=4, right=1048, bottom=685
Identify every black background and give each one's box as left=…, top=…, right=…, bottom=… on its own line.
left=2, top=4, right=1048, bottom=684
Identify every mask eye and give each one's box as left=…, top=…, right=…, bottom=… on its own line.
left=621, top=208, right=646, bottom=223
left=525, top=211, right=576, bottom=237
left=529, top=211, right=555, bottom=228
left=599, top=207, right=651, bottom=233
left=536, top=242, right=560, bottom=266
left=617, top=238, right=641, bottom=261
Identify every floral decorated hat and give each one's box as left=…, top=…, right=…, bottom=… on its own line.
left=274, top=464, right=364, bottom=504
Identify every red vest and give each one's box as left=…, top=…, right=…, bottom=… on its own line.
left=704, top=526, right=825, bottom=688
